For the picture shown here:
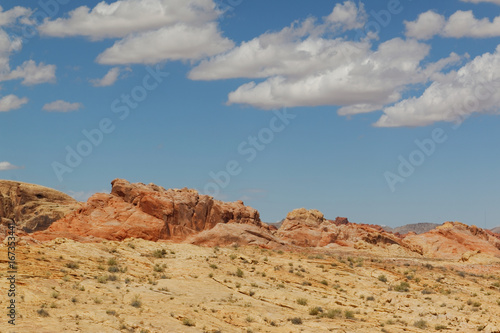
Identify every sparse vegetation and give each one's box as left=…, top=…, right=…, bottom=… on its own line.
left=394, top=281, right=410, bottom=292
left=152, top=249, right=167, bottom=258
left=414, top=319, right=428, bottom=329
left=65, top=262, right=79, bottom=269
left=130, top=295, right=142, bottom=308
left=297, top=298, right=308, bottom=306
left=182, top=318, right=195, bottom=326
left=37, top=308, right=49, bottom=317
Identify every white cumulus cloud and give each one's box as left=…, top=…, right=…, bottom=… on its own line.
left=406, top=10, right=500, bottom=39
left=0, top=6, right=32, bottom=26
left=189, top=9, right=461, bottom=115
left=325, top=1, right=367, bottom=31
left=39, top=0, right=231, bottom=65
left=39, top=0, right=220, bottom=40
left=375, top=45, right=500, bottom=127
left=0, top=94, right=28, bottom=112
left=43, top=100, right=83, bottom=112
left=1, top=60, right=56, bottom=85
left=97, top=22, right=233, bottom=64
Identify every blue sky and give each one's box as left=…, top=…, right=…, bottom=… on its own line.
left=1, top=0, right=500, bottom=228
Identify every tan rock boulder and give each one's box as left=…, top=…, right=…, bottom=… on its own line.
left=0, top=180, right=78, bottom=236
left=188, top=223, right=285, bottom=249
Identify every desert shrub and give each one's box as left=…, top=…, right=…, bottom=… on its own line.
left=152, top=249, right=167, bottom=258
left=209, top=264, right=218, bottom=269
left=236, top=268, right=244, bottom=278
left=344, top=310, right=355, bottom=319
left=37, top=308, right=49, bottom=317
left=309, top=306, right=322, bottom=316
left=108, top=265, right=120, bottom=273
left=290, top=317, right=302, bottom=325
left=51, top=291, right=59, bottom=299
left=182, top=318, right=195, bottom=326
left=414, top=319, right=428, bottom=329
left=154, top=264, right=165, bottom=272
left=97, top=275, right=108, bottom=284
left=366, top=296, right=375, bottom=301
left=106, top=310, right=117, bottom=316
left=324, top=308, right=342, bottom=319
left=297, top=298, right=308, bottom=306
left=435, top=324, right=448, bottom=330
left=378, top=275, right=388, bottom=283
left=107, top=258, right=117, bottom=266
left=65, top=262, right=79, bottom=269
left=394, top=281, right=410, bottom=292
left=130, top=295, right=142, bottom=308
left=320, top=280, right=328, bottom=286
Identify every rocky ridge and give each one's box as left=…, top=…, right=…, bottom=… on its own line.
left=0, top=180, right=79, bottom=235
left=2, top=179, right=499, bottom=261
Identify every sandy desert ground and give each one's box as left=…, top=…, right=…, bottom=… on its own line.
left=1, top=238, right=499, bottom=333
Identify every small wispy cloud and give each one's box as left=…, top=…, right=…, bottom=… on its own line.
left=90, top=67, right=123, bottom=87
left=43, top=100, right=83, bottom=112
left=0, top=94, right=28, bottom=112
left=0, top=161, right=23, bottom=171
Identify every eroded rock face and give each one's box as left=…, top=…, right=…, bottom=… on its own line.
left=33, top=179, right=266, bottom=242
left=0, top=180, right=78, bottom=236
left=189, top=223, right=285, bottom=249
left=276, top=208, right=412, bottom=250
left=403, top=222, right=500, bottom=259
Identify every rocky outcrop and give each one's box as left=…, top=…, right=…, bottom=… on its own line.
left=384, top=223, right=441, bottom=235
left=32, top=179, right=266, bottom=242
left=189, top=223, right=285, bottom=249
left=276, top=208, right=416, bottom=251
left=403, top=222, right=500, bottom=259
left=0, top=180, right=78, bottom=236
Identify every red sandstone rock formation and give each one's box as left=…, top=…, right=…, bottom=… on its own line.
left=276, top=208, right=416, bottom=251
left=5, top=179, right=498, bottom=260
left=402, top=222, right=500, bottom=259
left=32, top=179, right=266, bottom=242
